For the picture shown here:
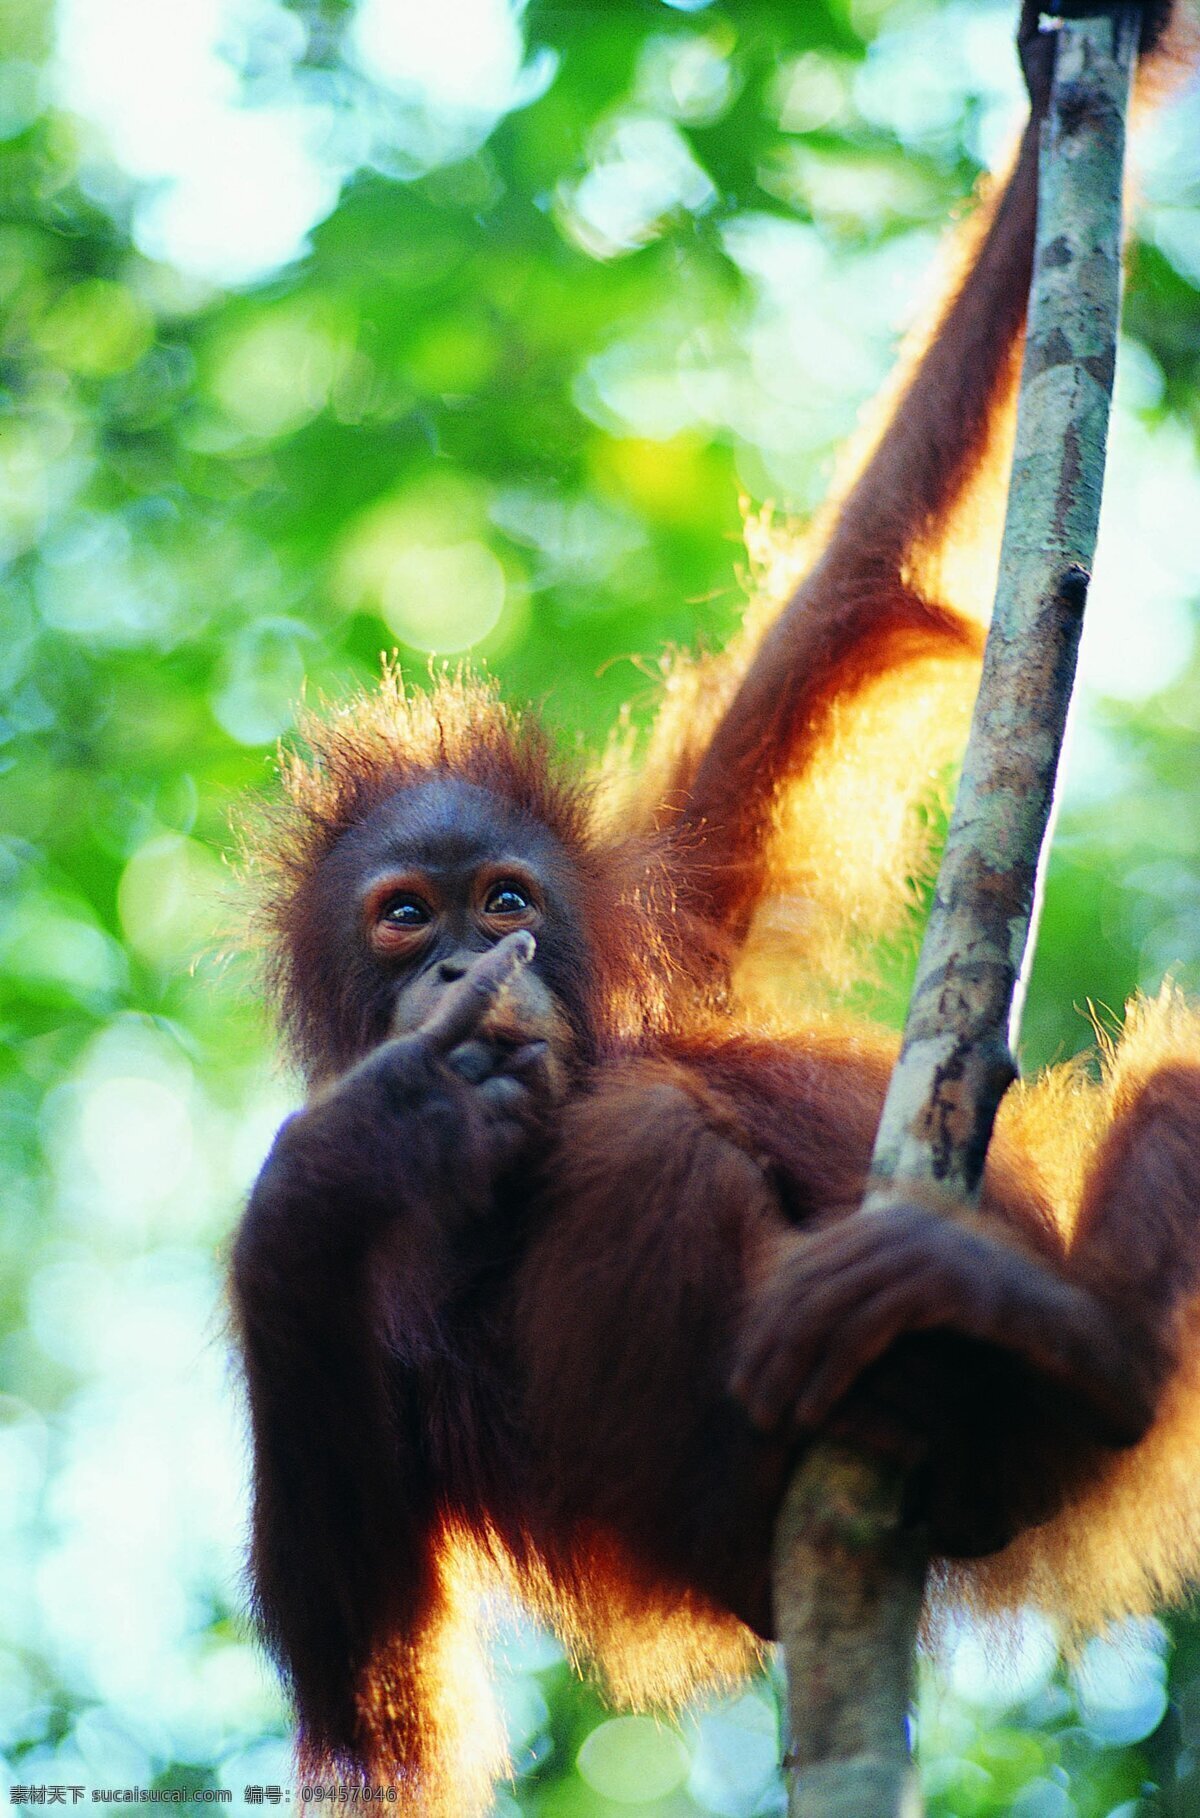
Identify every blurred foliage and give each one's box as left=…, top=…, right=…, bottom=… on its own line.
left=4, top=0, right=1200, bottom=1814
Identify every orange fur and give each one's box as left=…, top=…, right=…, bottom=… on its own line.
left=242, top=663, right=683, bottom=1071
left=959, top=990, right=1200, bottom=1637
left=230, top=14, right=1200, bottom=1813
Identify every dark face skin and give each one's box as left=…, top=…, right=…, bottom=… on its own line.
left=308, top=776, right=592, bottom=1081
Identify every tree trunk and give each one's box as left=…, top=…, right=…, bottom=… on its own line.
left=774, top=11, right=1140, bottom=1814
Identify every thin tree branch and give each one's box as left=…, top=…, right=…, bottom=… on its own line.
left=774, top=11, right=1140, bottom=1815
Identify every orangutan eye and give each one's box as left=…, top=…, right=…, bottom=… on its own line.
left=484, top=881, right=532, bottom=916
left=380, top=895, right=431, bottom=928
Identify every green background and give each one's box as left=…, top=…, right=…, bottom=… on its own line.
left=4, top=0, right=1200, bottom=1812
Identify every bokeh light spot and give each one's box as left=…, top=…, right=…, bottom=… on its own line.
left=558, top=114, right=715, bottom=260
left=212, top=621, right=309, bottom=746
left=381, top=540, right=506, bottom=653
left=79, top=1076, right=195, bottom=1213
left=117, top=834, right=226, bottom=966
left=947, top=1613, right=1058, bottom=1711
left=1071, top=1624, right=1169, bottom=1746
left=576, top=1714, right=690, bottom=1804
left=35, top=281, right=154, bottom=377
left=210, top=310, right=352, bottom=440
